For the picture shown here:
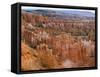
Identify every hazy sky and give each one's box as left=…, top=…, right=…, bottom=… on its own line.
left=22, top=6, right=95, bottom=14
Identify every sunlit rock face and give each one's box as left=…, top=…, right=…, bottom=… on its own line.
left=21, top=9, right=95, bottom=71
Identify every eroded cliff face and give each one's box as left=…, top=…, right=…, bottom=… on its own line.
left=22, top=11, right=95, bottom=30
left=21, top=10, right=95, bottom=71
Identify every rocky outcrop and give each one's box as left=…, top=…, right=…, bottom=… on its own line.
left=21, top=10, right=95, bottom=71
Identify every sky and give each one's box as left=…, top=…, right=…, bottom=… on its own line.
left=21, top=6, right=95, bottom=14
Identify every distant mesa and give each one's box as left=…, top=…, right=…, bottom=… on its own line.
left=22, top=9, right=95, bottom=20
